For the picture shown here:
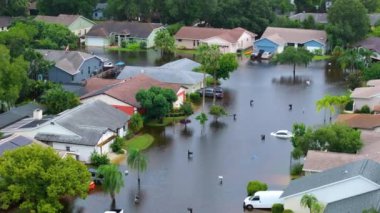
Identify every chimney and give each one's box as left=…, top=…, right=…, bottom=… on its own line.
left=33, top=109, right=43, bottom=120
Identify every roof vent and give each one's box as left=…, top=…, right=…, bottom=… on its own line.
left=50, top=122, right=55, bottom=125
left=33, top=109, right=43, bottom=120
left=344, top=170, right=348, bottom=174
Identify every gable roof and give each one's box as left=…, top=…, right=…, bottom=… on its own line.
left=160, top=58, right=201, bottom=70
left=356, top=37, right=380, bottom=53
left=37, top=49, right=103, bottom=75
left=0, top=102, right=44, bottom=129
left=289, top=13, right=328, bottom=24
left=0, top=135, right=34, bottom=156
left=367, top=79, right=380, bottom=87
left=0, top=16, right=12, bottom=28
left=86, top=21, right=162, bottom=38
left=84, top=78, right=123, bottom=94
left=81, top=74, right=183, bottom=107
left=174, top=26, right=256, bottom=43
left=336, top=114, right=380, bottom=130
left=261, top=27, right=327, bottom=45
left=35, top=100, right=129, bottom=146
left=282, top=159, right=380, bottom=198
left=351, top=86, right=380, bottom=99
left=35, top=14, right=94, bottom=26
left=325, top=189, right=380, bottom=213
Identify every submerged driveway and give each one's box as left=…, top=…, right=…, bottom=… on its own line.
left=73, top=59, right=346, bottom=213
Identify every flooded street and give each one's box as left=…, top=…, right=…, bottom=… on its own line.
left=73, top=54, right=346, bottom=213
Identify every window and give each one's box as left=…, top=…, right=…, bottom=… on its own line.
left=72, top=75, right=74, bottom=81
left=197, top=40, right=200, bottom=46
left=287, top=43, right=295, bottom=46
left=66, top=146, right=71, bottom=151
left=298, top=43, right=304, bottom=47
left=178, top=39, right=182, bottom=42
left=81, top=70, right=83, bottom=74
left=88, top=67, right=90, bottom=74
left=193, top=40, right=196, bottom=47
left=252, top=196, right=260, bottom=201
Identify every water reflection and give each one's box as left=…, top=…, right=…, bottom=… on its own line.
left=272, top=75, right=311, bottom=85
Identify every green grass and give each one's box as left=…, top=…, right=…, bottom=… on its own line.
left=174, top=49, right=198, bottom=55
left=123, top=134, right=154, bottom=151
left=107, top=46, right=144, bottom=52
left=146, top=116, right=187, bottom=127
left=313, top=55, right=331, bottom=61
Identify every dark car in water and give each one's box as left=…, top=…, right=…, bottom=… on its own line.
left=197, top=87, right=224, bottom=99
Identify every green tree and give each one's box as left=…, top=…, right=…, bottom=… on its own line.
left=0, top=0, right=29, bottom=16
left=127, top=149, right=147, bottom=192
left=0, top=45, right=28, bottom=111
left=300, top=194, right=324, bottom=213
left=272, top=203, right=285, bottom=213
left=129, top=113, right=144, bottom=134
left=335, top=48, right=373, bottom=73
left=195, top=112, right=208, bottom=135
left=105, top=0, right=140, bottom=21
left=41, top=87, right=80, bottom=114
left=363, top=208, right=380, bottom=213
left=209, top=105, right=228, bottom=122
left=272, top=47, right=313, bottom=80
left=316, top=95, right=336, bottom=123
left=271, top=16, right=302, bottom=28
left=23, top=49, right=54, bottom=80
left=0, top=145, right=90, bottom=212
left=360, top=0, right=380, bottom=13
left=363, top=63, right=380, bottom=81
left=90, top=151, right=110, bottom=167
left=327, top=0, right=369, bottom=47
left=246, top=180, right=268, bottom=196
left=217, top=53, right=239, bottom=80
left=154, top=29, right=175, bottom=55
left=269, top=0, right=295, bottom=14
left=180, top=102, right=193, bottom=115
left=37, top=0, right=96, bottom=17
left=135, top=86, right=177, bottom=120
left=97, top=164, right=124, bottom=205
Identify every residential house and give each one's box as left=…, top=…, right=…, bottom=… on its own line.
left=0, top=134, right=36, bottom=156
left=80, top=74, right=186, bottom=115
left=0, top=16, right=12, bottom=31
left=28, top=1, right=39, bottom=16
left=37, top=49, right=106, bottom=84
left=369, top=13, right=380, bottom=27
left=0, top=102, right=44, bottom=130
left=1, top=101, right=130, bottom=163
left=350, top=86, right=380, bottom=111
left=289, top=13, right=328, bottom=24
left=368, top=79, right=380, bottom=87
left=85, top=21, right=163, bottom=48
left=356, top=37, right=380, bottom=60
left=35, top=14, right=95, bottom=37
left=254, top=27, right=327, bottom=54
left=93, top=3, right=107, bottom=20
left=282, top=159, right=380, bottom=213
left=336, top=114, right=380, bottom=131
left=117, top=58, right=204, bottom=93
left=174, top=26, right=257, bottom=53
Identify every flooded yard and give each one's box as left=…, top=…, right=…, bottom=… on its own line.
left=72, top=53, right=346, bottom=213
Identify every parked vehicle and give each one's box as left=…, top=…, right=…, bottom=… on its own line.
left=104, top=209, right=123, bottom=213
left=243, top=191, right=284, bottom=210
left=88, top=168, right=104, bottom=184
left=270, top=130, right=293, bottom=139
left=197, top=87, right=224, bottom=99
left=104, top=61, right=114, bottom=68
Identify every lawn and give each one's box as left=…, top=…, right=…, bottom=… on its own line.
left=174, top=49, right=198, bottom=55
left=107, top=46, right=143, bottom=52
left=123, top=134, right=154, bottom=151
left=313, top=55, right=331, bottom=61
left=146, top=116, right=187, bottom=127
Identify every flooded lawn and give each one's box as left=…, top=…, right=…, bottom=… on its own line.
left=72, top=57, right=346, bottom=213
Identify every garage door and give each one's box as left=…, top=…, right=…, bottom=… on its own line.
left=85, top=37, right=109, bottom=47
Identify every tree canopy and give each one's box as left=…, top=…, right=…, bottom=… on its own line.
left=272, top=47, right=313, bottom=79
left=0, top=45, right=28, bottom=111
left=291, top=123, right=363, bottom=155
left=37, top=0, right=96, bottom=17
left=129, top=113, right=144, bottom=134
left=154, top=29, right=175, bottom=55
left=97, top=164, right=124, bottom=203
left=327, top=0, right=370, bottom=47
left=0, top=145, right=91, bottom=212
left=135, top=86, right=177, bottom=120
left=209, top=105, right=228, bottom=122
left=41, top=87, right=80, bottom=114
left=0, top=0, right=29, bottom=16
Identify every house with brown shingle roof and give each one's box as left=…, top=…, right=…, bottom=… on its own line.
left=85, top=21, right=163, bottom=48
left=336, top=114, right=380, bottom=130
left=80, top=74, right=186, bottom=115
left=35, top=14, right=95, bottom=37
left=351, top=86, right=380, bottom=112
left=254, top=27, right=327, bottom=55
left=0, top=16, right=12, bottom=32
left=174, top=26, right=257, bottom=53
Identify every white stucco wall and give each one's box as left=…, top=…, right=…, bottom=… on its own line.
left=52, top=142, right=94, bottom=163
left=284, top=177, right=380, bottom=212
left=238, top=31, right=255, bottom=50
left=353, top=97, right=380, bottom=111
left=147, top=27, right=163, bottom=48
left=176, top=39, right=200, bottom=49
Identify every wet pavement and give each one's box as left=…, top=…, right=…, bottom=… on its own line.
left=72, top=56, right=346, bottom=213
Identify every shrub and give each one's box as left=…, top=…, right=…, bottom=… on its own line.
left=167, top=23, right=184, bottom=35
left=345, top=100, right=354, bottom=111
left=180, top=102, right=193, bottom=115
left=110, top=137, right=124, bottom=153
left=272, top=203, right=284, bottom=213
left=189, top=92, right=201, bottom=103
left=290, top=163, right=303, bottom=176
left=291, top=148, right=303, bottom=160
left=121, top=41, right=127, bottom=48
left=246, top=180, right=268, bottom=196
left=90, top=152, right=110, bottom=167
left=360, top=105, right=371, bottom=114
left=139, top=41, right=147, bottom=49
left=129, top=113, right=144, bottom=134
left=206, top=76, right=220, bottom=86
left=127, top=42, right=140, bottom=50
left=283, top=210, right=294, bottom=213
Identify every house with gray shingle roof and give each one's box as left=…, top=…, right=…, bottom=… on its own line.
left=0, top=102, right=44, bottom=130
left=35, top=14, right=95, bottom=37
left=37, top=49, right=106, bottom=84
left=85, top=21, right=163, bottom=48
left=1, top=101, right=129, bottom=163
left=174, top=26, right=256, bottom=53
left=282, top=159, right=380, bottom=213
left=0, top=134, right=36, bottom=156
left=254, top=27, right=327, bottom=55
left=0, top=16, right=12, bottom=31
left=117, top=58, right=204, bottom=93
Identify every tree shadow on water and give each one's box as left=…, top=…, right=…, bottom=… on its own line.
left=272, top=76, right=311, bottom=86
left=209, top=121, right=227, bottom=132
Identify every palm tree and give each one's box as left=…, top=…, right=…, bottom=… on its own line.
left=316, top=95, right=335, bottom=123
left=311, top=201, right=325, bottom=213
left=97, top=164, right=124, bottom=206
left=127, top=148, right=147, bottom=193
left=300, top=194, right=318, bottom=213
